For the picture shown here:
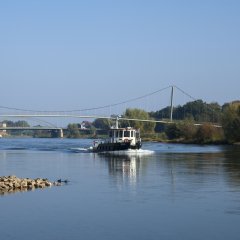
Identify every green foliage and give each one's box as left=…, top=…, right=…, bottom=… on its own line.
left=165, top=124, right=181, bottom=140
left=33, top=130, right=51, bottom=138
left=2, top=120, right=31, bottom=136
left=51, top=130, right=60, bottom=138
left=154, top=122, right=165, bottom=132
left=195, top=123, right=224, bottom=144
left=92, top=118, right=112, bottom=130
left=2, top=98, right=238, bottom=143
left=14, top=121, right=30, bottom=127
left=222, top=103, right=240, bottom=143
left=150, top=100, right=222, bottom=123
left=88, top=125, right=97, bottom=135
left=177, top=120, right=197, bottom=140
left=2, top=120, right=30, bottom=127
left=141, top=132, right=167, bottom=142
left=67, top=123, right=80, bottom=138
left=164, top=121, right=224, bottom=143
left=124, top=108, right=156, bottom=133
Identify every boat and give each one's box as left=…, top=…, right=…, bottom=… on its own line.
left=92, top=118, right=142, bottom=153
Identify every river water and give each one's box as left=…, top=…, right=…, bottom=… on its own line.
left=0, top=138, right=240, bottom=240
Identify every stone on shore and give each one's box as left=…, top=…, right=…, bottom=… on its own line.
left=0, top=176, right=54, bottom=195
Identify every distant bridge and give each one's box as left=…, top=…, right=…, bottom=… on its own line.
left=0, top=85, right=223, bottom=138
left=0, top=114, right=173, bottom=124
left=0, top=125, right=100, bottom=138
left=0, top=114, right=222, bottom=128
left=0, top=127, right=63, bottom=131
left=0, top=126, right=65, bottom=138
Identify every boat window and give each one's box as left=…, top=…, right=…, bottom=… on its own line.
left=136, top=131, right=140, bottom=138
left=109, top=130, right=113, bottom=138
left=131, top=131, right=134, bottom=137
left=115, top=131, right=119, bottom=138
left=124, top=131, right=130, bottom=137
left=119, top=131, right=123, bottom=138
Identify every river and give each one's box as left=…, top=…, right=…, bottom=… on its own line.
left=0, top=138, right=240, bottom=240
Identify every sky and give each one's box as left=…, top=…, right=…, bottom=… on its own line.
left=0, top=0, right=240, bottom=115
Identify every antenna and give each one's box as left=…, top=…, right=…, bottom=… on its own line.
left=116, top=116, right=119, bottom=129
left=111, top=114, right=121, bottom=129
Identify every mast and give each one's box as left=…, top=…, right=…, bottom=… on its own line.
left=115, top=116, right=119, bottom=129
left=170, top=85, right=174, bottom=122
left=111, top=114, right=120, bottom=129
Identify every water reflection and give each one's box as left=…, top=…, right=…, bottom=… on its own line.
left=97, top=147, right=240, bottom=192
left=98, top=154, right=146, bottom=187
left=2, top=140, right=240, bottom=240
left=108, top=156, right=140, bottom=187
left=0, top=187, right=38, bottom=197
left=223, top=146, right=240, bottom=188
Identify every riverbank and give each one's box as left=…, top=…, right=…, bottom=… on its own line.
left=0, top=134, right=236, bottom=146
left=141, top=136, right=229, bottom=145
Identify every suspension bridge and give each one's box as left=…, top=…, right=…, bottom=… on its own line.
left=0, top=85, right=222, bottom=137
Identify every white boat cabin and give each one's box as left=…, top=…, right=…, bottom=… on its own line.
left=108, top=127, right=140, bottom=146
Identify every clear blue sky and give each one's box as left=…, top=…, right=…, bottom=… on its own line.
left=1, top=0, right=240, bottom=112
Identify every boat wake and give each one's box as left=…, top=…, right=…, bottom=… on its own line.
left=70, top=147, right=154, bottom=156
left=97, top=149, right=155, bottom=156
left=69, top=147, right=91, bottom=153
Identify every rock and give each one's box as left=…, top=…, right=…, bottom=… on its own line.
left=45, top=182, right=52, bottom=187
left=53, top=182, right=62, bottom=186
left=28, top=185, right=35, bottom=190
left=0, top=175, right=58, bottom=195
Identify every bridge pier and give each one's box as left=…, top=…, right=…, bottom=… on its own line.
left=59, top=129, right=63, bottom=138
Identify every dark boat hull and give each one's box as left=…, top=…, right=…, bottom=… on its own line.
left=93, top=141, right=141, bottom=153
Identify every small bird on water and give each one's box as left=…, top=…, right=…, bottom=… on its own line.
left=57, top=179, right=69, bottom=184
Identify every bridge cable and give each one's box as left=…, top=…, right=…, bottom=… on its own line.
left=0, top=86, right=172, bottom=113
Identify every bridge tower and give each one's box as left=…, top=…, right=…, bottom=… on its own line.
left=170, top=85, right=174, bottom=122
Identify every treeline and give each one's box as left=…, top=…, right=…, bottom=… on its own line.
left=151, top=100, right=240, bottom=144
left=1, top=120, right=31, bottom=137
left=150, top=99, right=222, bottom=123
left=157, top=100, right=240, bottom=143
left=1, top=99, right=240, bottom=144
left=88, top=100, right=240, bottom=144
left=2, top=120, right=30, bottom=127
left=0, top=120, right=61, bottom=138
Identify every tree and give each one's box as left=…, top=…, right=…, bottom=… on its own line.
left=177, top=120, right=197, bottom=140
left=14, top=121, right=30, bottom=127
left=150, top=100, right=222, bottom=123
left=67, top=124, right=80, bottom=138
left=33, top=130, right=51, bottom=138
left=222, top=102, right=240, bottom=143
left=2, top=120, right=30, bottom=136
left=195, top=123, right=221, bottom=143
left=92, top=118, right=112, bottom=130
left=124, top=108, right=155, bottom=133
left=165, top=124, right=181, bottom=140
